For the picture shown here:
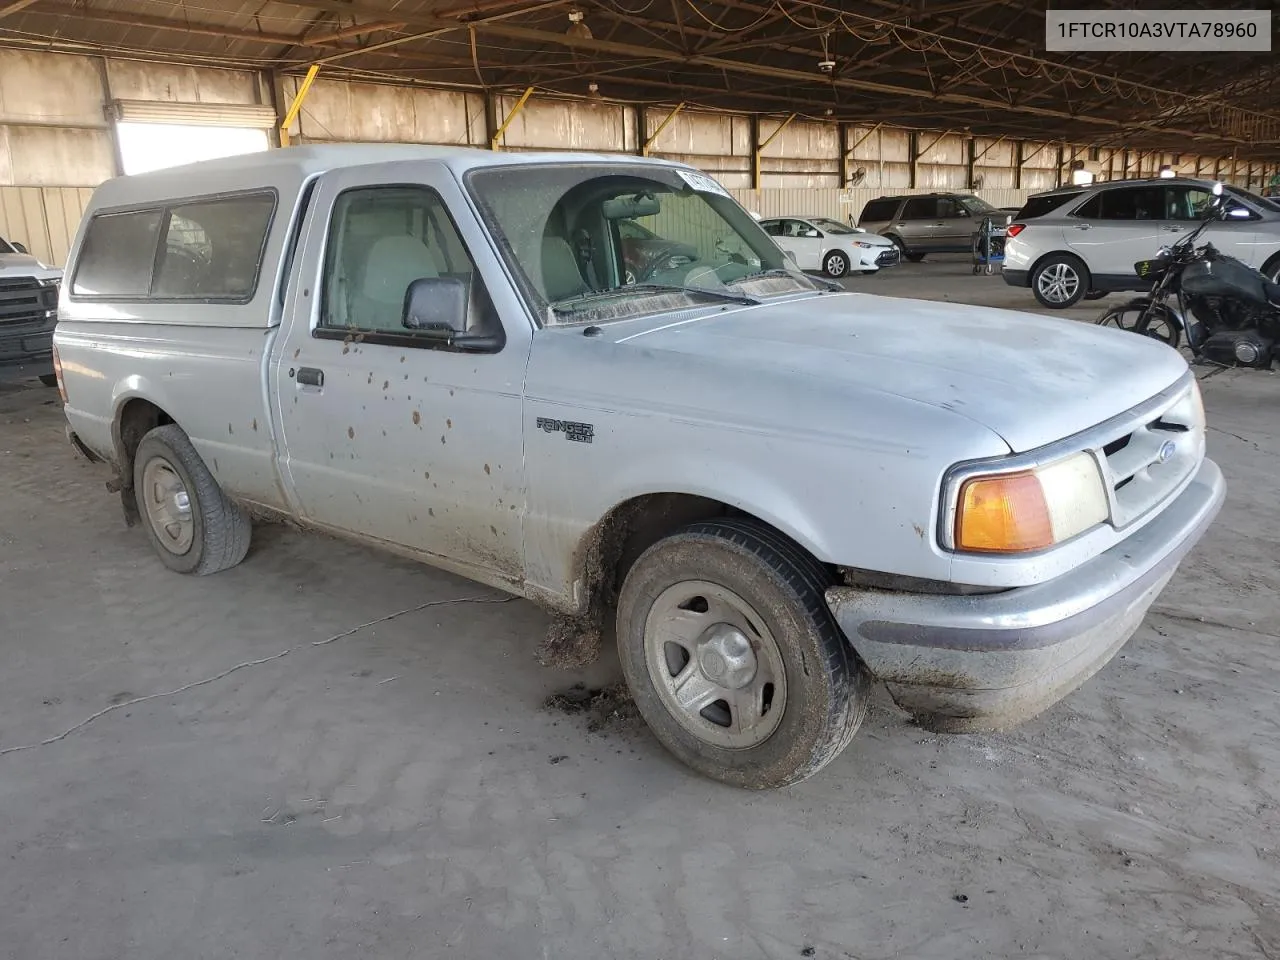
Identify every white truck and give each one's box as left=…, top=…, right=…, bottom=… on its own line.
left=0, top=234, right=62, bottom=385
left=54, top=145, right=1224, bottom=788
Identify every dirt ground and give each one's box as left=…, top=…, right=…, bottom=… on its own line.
left=1, top=259, right=1277, bottom=959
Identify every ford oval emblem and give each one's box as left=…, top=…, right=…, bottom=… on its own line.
left=1157, top=440, right=1177, bottom=464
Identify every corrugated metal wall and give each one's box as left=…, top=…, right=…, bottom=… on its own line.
left=0, top=186, right=94, bottom=266
left=3, top=48, right=1274, bottom=265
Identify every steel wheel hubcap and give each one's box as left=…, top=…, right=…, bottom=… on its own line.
left=141, top=457, right=194, bottom=555
left=643, top=580, right=786, bottom=749
left=1037, top=262, right=1079, bottom=303
left=827, top=255, right=845, bottom=273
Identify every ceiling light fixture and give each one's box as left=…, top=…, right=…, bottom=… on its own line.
left=567, top=8, right=593, bottom=40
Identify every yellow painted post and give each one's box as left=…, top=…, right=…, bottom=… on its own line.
left=642, top=102, right=685, bottom=157
left=490, top=87, right=535, bottom=151
left=279, top=64, right=320, bottom=148
left=754, top=113, right=796, bottom=190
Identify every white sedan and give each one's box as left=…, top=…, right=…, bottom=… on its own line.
left=759, top=216, right=901, bottom=278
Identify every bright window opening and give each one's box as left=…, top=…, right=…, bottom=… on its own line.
left=116, top=122, right=270, bottom=176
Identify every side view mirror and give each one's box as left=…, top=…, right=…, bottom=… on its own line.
left=404, top=276, right=468, bottom=335
left=402, top=276, right=503, bottom=352
left=11, top=241, right=27, bottom=254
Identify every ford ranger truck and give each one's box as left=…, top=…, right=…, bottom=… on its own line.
left=53, top=145, right=1225, bottom=788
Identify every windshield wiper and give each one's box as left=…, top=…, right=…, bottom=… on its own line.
left=552, top=283, right=758, bottom=313
left=728, top=268, right=840, bottom=292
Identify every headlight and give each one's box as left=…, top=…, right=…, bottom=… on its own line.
left=951, top=451, right=1108, bottom=553
left=852, top=241, right=873, bottom=248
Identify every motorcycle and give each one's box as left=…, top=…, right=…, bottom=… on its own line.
left=1096, top=182, right=1280, bottom=370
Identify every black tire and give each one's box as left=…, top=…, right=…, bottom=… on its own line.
left=1130, top=303, right=1183, bottom=349
left=1262, top=253, right=1280, bottom=285
left=1031, top=253, right=1090, bottom=309
left=1084, top=290, right=1107, bottom=301
left=904, top=252, right=927, bottom=263
left=616, top=517, right=870, bottom=789
left=822, top=250, right=850, bottom=278
left=132, top=423, right=251, bottom=575
left=38, top=374, right=59, bottom=388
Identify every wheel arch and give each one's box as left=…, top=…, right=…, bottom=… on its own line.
left=1028, top=249, right=1091, bottom=283
left=564, top=489, right=835, bottom=626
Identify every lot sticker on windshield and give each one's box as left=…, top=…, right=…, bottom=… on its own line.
left=676, top=170, right=730, bottom=198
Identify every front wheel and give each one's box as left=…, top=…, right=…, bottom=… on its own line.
left=133, top=424, right=251, bottom=575
left=1031, top=254, right=1089, bottom=309
left=616, top=518, right=870, bottom=789
left=822, top=251, right=850, bottom=278
left=1097, top=299, right=1181, bottom=349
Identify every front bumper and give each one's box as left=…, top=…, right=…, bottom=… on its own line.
left=826, top=458, right=1225, bottom=732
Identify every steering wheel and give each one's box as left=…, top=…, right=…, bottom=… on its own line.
left=637, top=242, right=697, bottom=282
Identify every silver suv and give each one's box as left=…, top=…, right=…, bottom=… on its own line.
left=1004, top=177, right=1280, bottom=308
left=857, top=193, right=1012, bottom=261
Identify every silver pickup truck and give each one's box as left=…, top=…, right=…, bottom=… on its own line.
left=54, top=145, right=1224, bottom=788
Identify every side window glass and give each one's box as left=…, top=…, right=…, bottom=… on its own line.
left=1166, top=187, right=1210, bottom=221
left=152, top=193, right=275, bottom=299
left=320, top=185, right=499, bottom=344
left=936, top=199, right=963, bottom=218
left=762, top=221, right=784, bottom=237
left=1073, top=193, right=1102, bottom=219
left=1098, top=189, right=1139, bottom=220
left=71, top=209, right=163, bottom=297
left=901, top=198, right=935, bottom=219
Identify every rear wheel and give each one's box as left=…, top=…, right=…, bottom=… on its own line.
left=38, top=374, right=58, bottom=388
left=904, top=252, right=926, bottom=263
left=133, top=424, right=251, bottom=575
left=1262, top=253, right=1280, bottom=285
left=1031, top=254, right=1089, bottom=309
left=616, top=517, right=870, bottom=789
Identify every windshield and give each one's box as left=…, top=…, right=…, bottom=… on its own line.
left=809, top=217, right=857, bottom=235
left=1225, top=184, right=1280, bottom=214
left=465, top=163, right=824, bottom=325
left=959, top=196, right=998, bottom=215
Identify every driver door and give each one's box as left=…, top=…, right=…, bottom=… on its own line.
left=1162, top=184, right=1260, bottom=266
left=272, top=162, right=530, bottom=578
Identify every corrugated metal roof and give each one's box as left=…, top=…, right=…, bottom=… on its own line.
left=3, top=0, right=1278, bottom=159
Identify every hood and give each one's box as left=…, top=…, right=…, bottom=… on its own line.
left=616, top=292, right=1188, bottom=453
left=0, top=251, right=59, bottom=277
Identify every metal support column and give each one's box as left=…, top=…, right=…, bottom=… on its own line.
left=279, top=64, right=320, bottom=148
left=490, top=86, right=534, bottom=151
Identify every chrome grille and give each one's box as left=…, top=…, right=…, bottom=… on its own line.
left=1098, top=381, right=1205, bottom=528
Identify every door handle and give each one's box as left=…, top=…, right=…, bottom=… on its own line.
left=297, top=367, right=324, bottom=388
left=1075, top=223, right=1091, bottom=230
left=895, top=222, right=907, bottom=228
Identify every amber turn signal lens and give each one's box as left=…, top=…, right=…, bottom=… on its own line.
left=955, top=471, right=1053, bottom=553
